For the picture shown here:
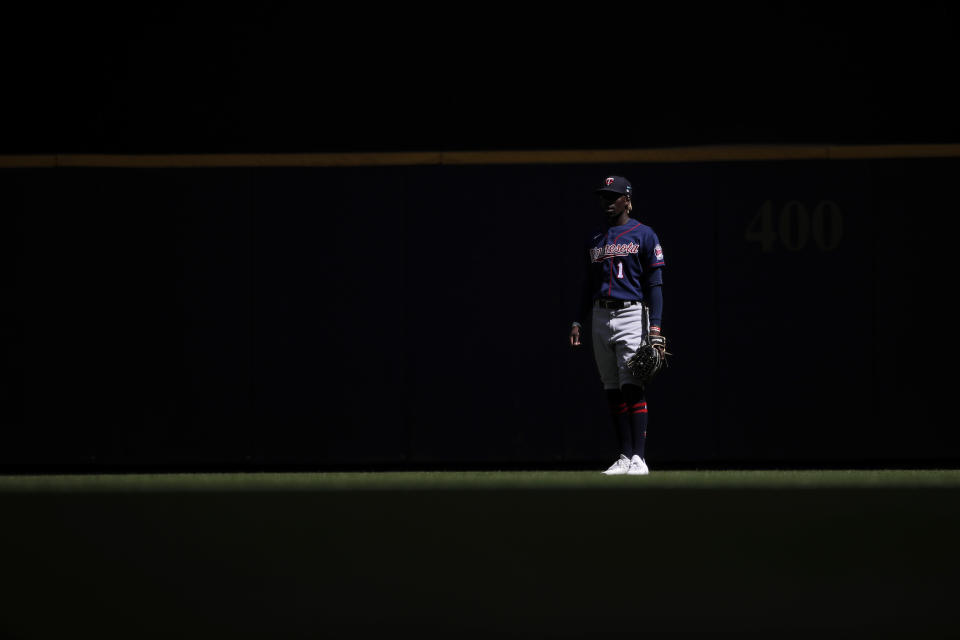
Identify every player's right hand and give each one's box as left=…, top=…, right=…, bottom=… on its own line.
left=569, top=325, right=581, bottom=347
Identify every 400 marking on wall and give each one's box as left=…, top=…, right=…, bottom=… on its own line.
left=746, top=200, right=843, bottom=252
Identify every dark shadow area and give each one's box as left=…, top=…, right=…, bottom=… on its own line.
left=2, top=8, right=960, bottom=472
left=2, top=486, right=958, bottom=637
left=2, top=157, right=959, bottom=471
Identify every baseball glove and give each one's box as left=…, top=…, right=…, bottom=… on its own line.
left=627, top=334, right=670, bottom=384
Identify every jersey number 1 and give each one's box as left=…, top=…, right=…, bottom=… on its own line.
left=616, top=261, right=624, bottom=278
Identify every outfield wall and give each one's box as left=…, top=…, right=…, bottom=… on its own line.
left=1, top=148, right=958, bottom=469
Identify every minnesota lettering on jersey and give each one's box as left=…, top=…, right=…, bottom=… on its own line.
left=590, top=242, right=640, bottom=263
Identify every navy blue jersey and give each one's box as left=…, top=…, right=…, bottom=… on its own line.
left=588, top=218, right=664, bottom=300
left=576, top=217, right=665, bottom=328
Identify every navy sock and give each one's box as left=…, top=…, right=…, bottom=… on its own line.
left=622, top=384, right=648, bottom=459
left=605, top=389, right=632, bottom=457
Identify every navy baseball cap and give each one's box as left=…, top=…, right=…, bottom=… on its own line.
left=595, top=176, right=632, bottom=197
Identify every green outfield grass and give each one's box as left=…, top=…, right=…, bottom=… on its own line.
left=2, top=469, right=959, bottom=638
left=3, top=468, right=960, bottom=491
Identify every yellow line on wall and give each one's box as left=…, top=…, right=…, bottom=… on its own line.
left=1, top=144, right=959, bottom=168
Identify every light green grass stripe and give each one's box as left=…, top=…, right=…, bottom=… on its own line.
left=2, top=469, right=960, bottom=492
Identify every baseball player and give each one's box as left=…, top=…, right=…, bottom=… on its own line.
left=569, top=176, right=665, bottom=475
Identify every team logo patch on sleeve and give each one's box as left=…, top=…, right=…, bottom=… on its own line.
left=654, top=244, right=664, bottom=261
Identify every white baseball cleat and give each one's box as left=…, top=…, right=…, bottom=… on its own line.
left=602, top=454, right=632, bottom=475
left=628, top=455, right=650, bottom=475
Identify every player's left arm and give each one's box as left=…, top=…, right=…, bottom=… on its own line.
left=643, top=273, right=666, bottom=357
left=645, top=279, right=663, bottom=335
left=643, top=234, right=666, bottom=349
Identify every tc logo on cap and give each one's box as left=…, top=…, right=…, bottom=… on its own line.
left=605, top=177, right=615, bottom=186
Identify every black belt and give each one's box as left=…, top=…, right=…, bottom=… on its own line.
left=595, top=298, right=642, bottom=309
